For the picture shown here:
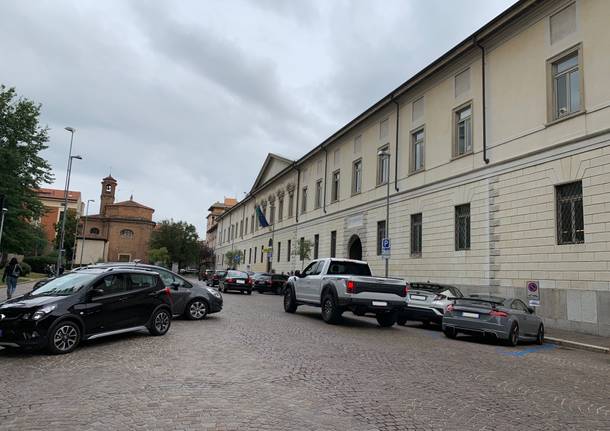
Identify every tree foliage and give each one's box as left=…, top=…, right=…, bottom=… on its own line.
left=224, top=249, right=243, bottom=268
left=0, top=85, right=53, bottom=255
left=148, top=247, right=170, bottom=267
left=292, top=239, right=313, bottom=269
left=149, top=220, right=199, bottom=268
left=54, top=208, right=78, bottom=262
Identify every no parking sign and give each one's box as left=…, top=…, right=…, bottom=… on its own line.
left=527, top=281, right=540, bottom=306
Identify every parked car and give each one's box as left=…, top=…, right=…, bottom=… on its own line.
left=442, top=296, right=544, bottom=346
left=254, top=274, right=288, bottom=295
left=218, top=270, right=252, bottom=294
left=86, top=262, right=223, bottom=320
left=397, top=282, right=463, bottom=326
left=199, top=269, right=213, bottom=282
left=0, top=268, right=173, bottom=354
left=207, top=270, right=227, bottom=287
left=284, top=258, right=407, bottom=327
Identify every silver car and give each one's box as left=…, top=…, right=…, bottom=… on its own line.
left=397, top=282, right=463, bottom=326
left=442, top=296, right=544, bottom=346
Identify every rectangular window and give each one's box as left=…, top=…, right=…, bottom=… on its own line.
left=377, top=146, right=389, bottom=185
left=240, top=220, right=243, bottom=237
left=455, top=204, right=471, bottom=250
left=260, top=245, right=264, bottom=262
left=251, top=214, right=255, bottom=233
left=288, top=193, right=294, bottom=218
left=410, top=213, right=422, bottom=256
left=352, top=159, right=362, bottom=195
left=248, top=248, right=252, bottom=264
left=454, top=104, right=472, bottom=157
left=556, top=181, right=584, bottom=244
left=377, top=220, right=386, bottom=256
left=411, top=128, right=425, bottom=173
left=244, top=218, right=248, bottom=235
left=551, top=50, right=581, bottom=120
left=379, top=118, right=389, bottom=139
left=278, top=198, right=284, bottom=221
left=253, top=246, right=257, bottom=263
left=314, top=234, right=319, bottom=259
left=277, top=241, right=281, bottom=262
left=331, top=170, right=340, bottom=202
left=314, top=180, right=322, bottom=209
left=269, top=205, right=275, bottom=225
left=301, top=187, right=308, bottom=213
left=330, top=230, right=337, bottom=258
left=299, top=237, right=304, bottom=261
left=287, top=239, right=291, bottom=262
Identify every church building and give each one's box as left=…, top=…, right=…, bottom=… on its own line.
left=75, top=176, right=156, bottom=264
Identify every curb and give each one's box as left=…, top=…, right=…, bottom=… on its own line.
left=546, top=336, right=609, bottom=354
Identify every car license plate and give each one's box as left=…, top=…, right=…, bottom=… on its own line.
left=410, top=295, right=426, bottom=301
left=462, top=312, right=479, bottom=319
left=236, top=280, right=245, bottom=284
left=372, top=301, right=387, bottom=307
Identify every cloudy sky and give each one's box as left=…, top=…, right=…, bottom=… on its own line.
left=1, top=0, right=515, bottom=235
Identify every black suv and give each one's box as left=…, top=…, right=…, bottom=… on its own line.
left=89, top=263, right=223, bottom=320
left=0, top=268, right=173, bottom=354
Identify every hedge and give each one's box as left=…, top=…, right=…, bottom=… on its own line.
left=24, top=256, right=56, bottom=273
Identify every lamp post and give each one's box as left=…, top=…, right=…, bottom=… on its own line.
left=378, top=148, right=391, bottom=277
left=0, top=208, right=7, bottom=255
left=56, top=126, right=82, bottom=276
left=78, top=199, right=94, bottom=266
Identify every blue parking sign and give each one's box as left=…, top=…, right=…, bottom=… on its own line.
left=381, top=238, right=390, bottom=258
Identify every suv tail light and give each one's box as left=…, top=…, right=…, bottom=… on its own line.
left=346, top=280, right=355, bottom=294
left=489, top=310, right=508, bottom=318
left=404, top=283, right=411, bottom=297
left=164, top=287, right=174, bottom=305
left=225, top=278, right=235, bottom=283
left=247, top=278, right=252, bottom=285
left=446, top=304, right=454, bottom=313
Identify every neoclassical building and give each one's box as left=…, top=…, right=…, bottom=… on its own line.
left=213, top=0, right=610, bottom=336
left=75, top=176, right=156, bottom=264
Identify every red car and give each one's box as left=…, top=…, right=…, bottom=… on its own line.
left=207, top=270, right=227, bottom=287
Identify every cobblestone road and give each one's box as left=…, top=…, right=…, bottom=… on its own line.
left=1, top=284, right=609, bottom=430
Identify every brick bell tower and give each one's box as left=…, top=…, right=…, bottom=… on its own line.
left=100, top=175, right=117, bottom=216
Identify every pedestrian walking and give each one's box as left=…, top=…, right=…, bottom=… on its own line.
left=2, top=257, right=22, bottom=300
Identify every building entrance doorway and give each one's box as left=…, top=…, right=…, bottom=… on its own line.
left=348, top=235, right=362, bottom=261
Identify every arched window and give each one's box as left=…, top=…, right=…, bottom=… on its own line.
left=120, top=229, right=134, bottom=239
left=90, top=227, right=100, bottom=235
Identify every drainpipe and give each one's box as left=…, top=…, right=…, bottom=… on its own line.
left=323, top=146, right=328, bottom=213
left=476, top=40, right=490, bottom=164
left=392, top=96, right=400, bottom=192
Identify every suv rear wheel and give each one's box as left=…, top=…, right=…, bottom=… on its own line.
left=149, top=308, right=171, bottom=336
left=321, top=292, right=342, bottom=324
left=376, top=312, right=396, bottom=327
left=48, top=321, right=81, bottom=355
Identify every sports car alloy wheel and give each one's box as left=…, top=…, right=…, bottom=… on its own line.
left=53, top=324, right=79, bottom=352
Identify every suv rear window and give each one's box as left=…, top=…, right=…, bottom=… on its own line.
left=327, top=261, right=372, bottom=276
left=227, top=270, right=247, bottom=277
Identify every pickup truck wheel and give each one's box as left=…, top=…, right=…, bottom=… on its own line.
left=376, top=312, right=396, bottom=327
left=283, top=287, right=298, bottom=313
left=321, top=293, right=342, bottom=324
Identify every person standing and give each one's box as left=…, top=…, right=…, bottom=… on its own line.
left=2, top=257, right=22, bottom=300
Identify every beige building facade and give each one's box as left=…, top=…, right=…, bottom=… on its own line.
left=213, top=0, right=610, bottom=336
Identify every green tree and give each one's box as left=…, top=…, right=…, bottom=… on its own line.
left=224, top=249, right=243, bottom=268
left=198, top=241, right=214, bottom=267
left=148, top=247, right=170, bottom=267
left=54, top=209, right=78, bottom=263
left=0, top=85, right=53, bottom=256
left=150, top=220, right=199, bottom=268
left=293, top=239, right=313, bottom=270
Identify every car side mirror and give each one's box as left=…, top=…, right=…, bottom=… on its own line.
left=527, top=306, right=535, bottom=314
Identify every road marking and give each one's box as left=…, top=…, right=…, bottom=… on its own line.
left=496, top=343, right=557, bottom=357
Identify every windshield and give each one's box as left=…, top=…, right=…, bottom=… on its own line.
left=327, top=261, right=372, bottom=276
left=31, top=273, right=97, bottom=296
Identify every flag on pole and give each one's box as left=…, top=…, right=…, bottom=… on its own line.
left=255, top=205, right=269, bottom=228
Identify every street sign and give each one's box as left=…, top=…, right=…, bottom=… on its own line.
left=526, top=280, right=540, bottom=306
left=267, top=252, right=273, bottom=260
left=381, top=238, right=391, bottom=259
left=234, top=255, right=241, bottom=263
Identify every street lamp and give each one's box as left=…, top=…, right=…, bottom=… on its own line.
left=0, top=208, right=7, bottom=255
left=377, top=148, right=391, bottom=277
left=56, top=126, right=82, bottom=276
left=78, top=199, right=95, bottom=266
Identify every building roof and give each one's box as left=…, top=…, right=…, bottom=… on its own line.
left=103, top=175, right=117, bottom=182
left=112, top=199, right=155, bottom=211
left=36, top=187, right=81, bottom=202
left=208, top=197, right=237, bottom=212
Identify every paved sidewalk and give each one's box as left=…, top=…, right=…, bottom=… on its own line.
left=546, top=327, right=610, bottom=353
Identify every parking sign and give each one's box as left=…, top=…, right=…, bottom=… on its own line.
left=527, top=281, right=540, bottom=306
left=381, top=238, right=390, bottom=259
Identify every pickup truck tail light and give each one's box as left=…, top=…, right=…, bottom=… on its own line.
left=489, top=310, right=508, bottom=318
left=404, top=283, right=411, bottom=297
left=346, top=280, right=356, bottom=294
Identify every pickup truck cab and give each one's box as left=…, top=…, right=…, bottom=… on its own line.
left=283, top=258, right=407, bottom=327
